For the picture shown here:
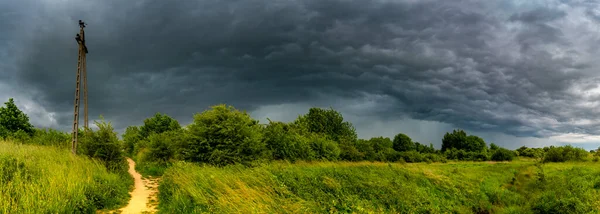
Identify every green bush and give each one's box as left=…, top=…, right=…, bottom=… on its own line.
left=139, top=113, right=181, bottom=139
left=543, top=145, right=588, bottom=163
left=338, top=139, right=363, bottom=161
left=398, top=151, right=423, bottom=163
left=308, top=133, right=341, bottom=161
left=78, top=118, right=127, bottom=173
left=122, top=126, right=142, bottom=157
left=263, top=121, right=314, bottom=162
left=491, top=148, right=515, bottom=161
left=185, top=104, right=267, bottom=166
left=142, top=131, right=180, bottom=163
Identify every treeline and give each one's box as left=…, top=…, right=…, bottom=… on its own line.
left=0, top=98, right=594, bottom=169
left=120, top=104, right=593, bottom=171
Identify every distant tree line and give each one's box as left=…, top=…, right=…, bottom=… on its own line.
left=0, top=98, right=594, bottom=168
left=119, top=103, right=593, bottom=167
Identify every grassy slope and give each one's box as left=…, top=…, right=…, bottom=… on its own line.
left=158, top=159, right=600, bottom=214
left=0, top=141, right=132, bottom=213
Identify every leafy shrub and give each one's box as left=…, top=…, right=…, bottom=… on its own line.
left=139, top=113, right=181, bottom=139
left=29, top=128, right=71, bottom=148
left=263, top=121, right=314, bottom=162
left=78, top=118, right=127, bottom=173
left=122, top=126, right=142, bottom=157
left=398, top=151, right=423, bottom=163
left=308, top=133, right=341, bottom=161
left=338, top=139, right=363, bottom=161
left=185, top=104, right=267, bottom=166
left=491, top=148, right=515, bottom=161
left=543, top=145, right=588, bottom=163
left=141, top=130, right=182, bottom=163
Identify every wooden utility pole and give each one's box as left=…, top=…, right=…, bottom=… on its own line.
left=72, top=20, right=89, bottom=154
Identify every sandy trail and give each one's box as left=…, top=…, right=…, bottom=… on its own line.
left=118, top=158, right=158, bottom=214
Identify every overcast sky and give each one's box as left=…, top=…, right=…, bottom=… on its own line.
left=3, top=0, right=600, bottom=150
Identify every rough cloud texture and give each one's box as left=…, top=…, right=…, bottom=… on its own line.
left=2, top=0, right=600, bottom=149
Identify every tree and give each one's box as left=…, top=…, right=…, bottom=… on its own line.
left=185, top=104, right=267, bottom=166
left=141, top=130, right=183, bottom=163
left=441, top=129, right=486, bottom=152
left=393, top=133, right=415, bottom=152
left=293, top=107, right=357, bottom=143
left=0, top=98, right=34, bottom=137
left=139, top=113, right=181, bottom=139
left=465, top=135, right=487, bottom=152
left=370, top=137, right=393, bottom=152
left=415, top=142, right=435, bottom=153
left=121, top=126, right=142, bottom=156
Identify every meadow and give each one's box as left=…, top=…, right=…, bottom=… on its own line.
left=2, top=97, right=600, bottom=214
left=0, top=141, right=132, bottom=214
left=158, top=159, right=600, bottom=214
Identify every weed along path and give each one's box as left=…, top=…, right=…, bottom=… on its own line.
left=117, top=158, right=159, bottom=214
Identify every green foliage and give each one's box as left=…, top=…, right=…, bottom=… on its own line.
left=294, top=107, right=357, bottom=142
left=122, top=126, right=142, bottom=157
left=530, top=167, right=600, bottom=213
left=543, top=145, right=588, bottom=163
left=0, top=142, right=131, bottom=213
left=139, top=113, right=181, bottom=139
left=517, top=147, right=544, bottom=159
left=263, top=120, right=314, bottom=162
left=78, top=118, right=127, bottom=173
left=415, top=142, right=435, bottom=153
left=0, top=98, right=34, bottom=138
left=442, top=129, right=487, bottom=152
left=338, top=139, right=363, bottom=161
left=308, top=133, right=341, bottom=161
left=444, top=148, right=490, bottom=161
left=185, top=104, right=267, bottom=166
left=370, top=136, right=393, bottom=152
left=490, top=143, right=500, bottom=150
left=491, top=148, right=516, bottom=161
left=28, top=128, right=71, bottom=148
left=392, top=133, right=415, bottom=152
left=142, top=131, right=181, bottom=163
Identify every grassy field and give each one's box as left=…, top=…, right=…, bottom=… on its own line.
left=0, top=141, right=132, bottom=213
left=158, top=159, right=600, bottom=214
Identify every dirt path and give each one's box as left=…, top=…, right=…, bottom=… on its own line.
left=118, top=158, right=159, bottom=214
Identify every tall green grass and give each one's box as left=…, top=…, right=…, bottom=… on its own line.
left=158, top=160, right=600, bottom=214
left=0, top=141, right=132, bottom=213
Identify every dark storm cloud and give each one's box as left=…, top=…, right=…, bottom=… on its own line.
left=3, top=0, right=600, bottom=140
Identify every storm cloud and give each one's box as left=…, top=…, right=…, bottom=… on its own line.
left=3, top=0, right=600, bottom=149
